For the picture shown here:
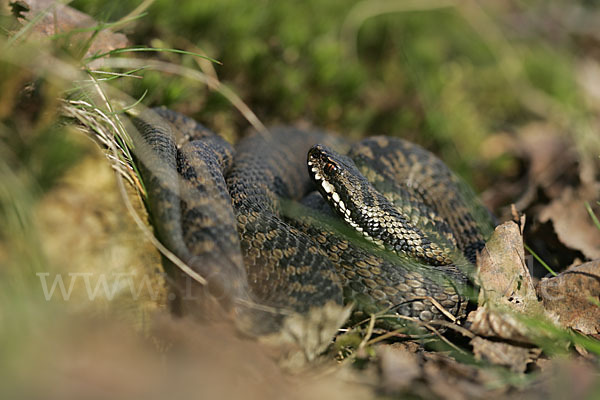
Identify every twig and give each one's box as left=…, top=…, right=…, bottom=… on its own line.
left=412, top=296, right=459, bottom=323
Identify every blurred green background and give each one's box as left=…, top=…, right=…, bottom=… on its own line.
left=70, top=0, right=596, bottom=186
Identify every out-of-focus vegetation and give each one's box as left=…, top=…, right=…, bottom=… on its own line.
left=71, top=0, right=598, bottom=184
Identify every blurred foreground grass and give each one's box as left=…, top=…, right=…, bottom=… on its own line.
left=1, top=0, right=600, bottom=397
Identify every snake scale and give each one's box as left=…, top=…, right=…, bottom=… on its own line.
left=132, top=108, right=495, bottom=332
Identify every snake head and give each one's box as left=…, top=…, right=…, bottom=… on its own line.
left=307, top=144, right=370, bottom=222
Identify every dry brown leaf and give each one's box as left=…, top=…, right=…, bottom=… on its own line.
left=480, top=123, right=578, bottom=213
left=514, top=123, right=576, bottom=210
left=259, top=302, right=353, bottom=370
left=468, top=219, right=547, bottom=367
left=538, top=186, right=600, bottom=260
left=467, top=307, right=532, bottom=343
left=537, top=260, right=600, bottom=334
left=375, top=347, right=511, bottom=399
left=476, top=221, right=540, bottom=313
left=422, top=353, right=506, bottom=400
left=377, top=345, right=421, bottom=393
left=21, top=0, right=129, bottom=57
left=470, top=336, right=541, bottom=373
left=514, top=358, right=600, bottom=400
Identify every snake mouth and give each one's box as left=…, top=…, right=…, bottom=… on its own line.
left=308, top=159, right=350, bottom=216
left=307, top=145, right=350, bottom=216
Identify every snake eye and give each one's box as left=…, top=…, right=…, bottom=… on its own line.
left=324, top=162, right=337, bottom=174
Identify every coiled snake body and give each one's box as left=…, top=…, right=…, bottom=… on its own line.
left=133, top=108, right=495, bottom=331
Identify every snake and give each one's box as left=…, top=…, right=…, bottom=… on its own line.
left=131, top=108, right=495, bottom=332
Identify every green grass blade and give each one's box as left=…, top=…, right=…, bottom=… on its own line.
left=585, top=201, right=600, bottom=232
left=85, top=47, right=221, bottom=64
left=524, top=243, right=557, bottom=277
left=88, top=67, right=147, bottom=81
